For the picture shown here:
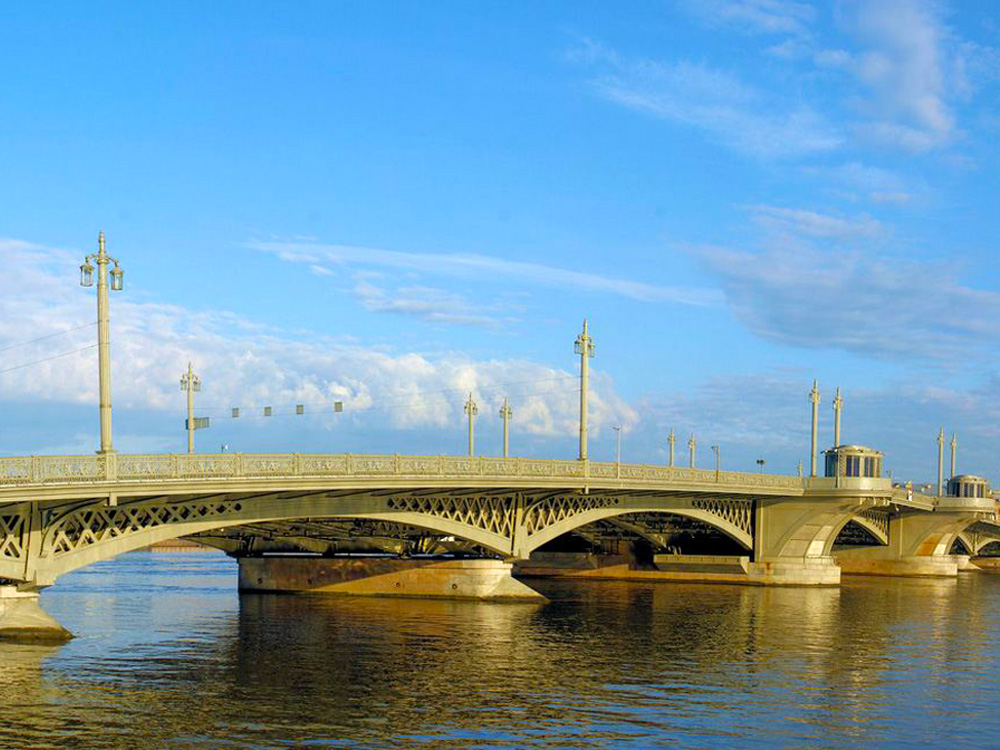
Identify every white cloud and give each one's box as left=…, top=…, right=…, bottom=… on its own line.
left=678, top=0, right=815, bottom=37
left=747, top=204, right=883, bottom=239
left=805, top=162, right=915, bottom=205
left=252, top=239, right=721, bottom=307
left=352, top=277, right=514, bottom=328
left=692, top=239, right=1000, bottom=361
left=569, top=42, right=841, bottom=159
left=0, top=239, right=637, bottom=449
left=835, top=0, right=958, bottom=151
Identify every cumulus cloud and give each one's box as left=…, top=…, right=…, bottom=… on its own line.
left=0, top=239, right=638, bottom=450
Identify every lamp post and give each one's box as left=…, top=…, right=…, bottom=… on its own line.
left=809, top=380, right=821, bottom=478
left=833, top=386, right=843, bottom=447
left=712, top=444, right=721, bottom=481
left=499, top=397, right=512, bottom=459
left=180, top=363, right=201, bottom=454
left=79, top=231, right=124, bottom=455
left=689, top=433, right=697, bottom=468
left=756, top=458, right=766, bottom=473
left=575, top=319, right=594, bottom=461
left=937, top=427, right=945, bottom=496
left=464, top=392, right=478, bottom=457
left=613, top=424, right=622, bottom=478
left=951, top=432, right=958, bottom=479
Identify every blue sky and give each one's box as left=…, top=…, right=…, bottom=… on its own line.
left=2, top=0, right=1000, bottom=481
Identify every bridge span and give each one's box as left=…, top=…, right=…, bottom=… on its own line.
left=0, top=450, right=998, bottom=640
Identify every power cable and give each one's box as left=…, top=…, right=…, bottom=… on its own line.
left=0, top=322, right=97, bottom=355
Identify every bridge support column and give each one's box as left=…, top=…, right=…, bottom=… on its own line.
left=0, top=586, right=72, bottom=642
left=238, top=557, right=546, bottom=601
left=748, top=501, right=852, bottom=586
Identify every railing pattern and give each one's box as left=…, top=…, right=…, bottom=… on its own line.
left=0, top=453, right=804, bottom=491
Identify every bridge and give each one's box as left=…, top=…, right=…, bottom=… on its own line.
left=2, top=233, right=999, bottom=640
left=1, top=448, right=998, bottom=640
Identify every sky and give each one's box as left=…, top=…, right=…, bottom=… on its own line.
left=2, top=0, right=1000, bottom=482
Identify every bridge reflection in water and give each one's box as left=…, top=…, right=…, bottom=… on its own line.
left=1, top=550, right=998, bottom=749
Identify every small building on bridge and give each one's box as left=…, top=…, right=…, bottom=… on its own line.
left=948, top=474, right=990, bottom=499
left=824, top=445, right=884, bottom=479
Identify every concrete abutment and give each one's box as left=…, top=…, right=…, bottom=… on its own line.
left=238, top=556, right=546, bottom=601
left=0, top=586, right=72, bottom=642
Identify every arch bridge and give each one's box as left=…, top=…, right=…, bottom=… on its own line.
left=0, top=450, right=997, bottom=600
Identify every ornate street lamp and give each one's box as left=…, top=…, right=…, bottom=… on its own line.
left=464, top=392, right=478, bottom=457
left=575, top=319, right=595, bottom=461
left=180, top=363, right=202, bottom=454
left=79, top=231, right=124, bottom=454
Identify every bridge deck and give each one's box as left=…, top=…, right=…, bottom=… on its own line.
left=0, top=452, right=811, bottom=501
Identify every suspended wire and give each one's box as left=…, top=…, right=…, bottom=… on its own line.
left=194, top=373, right=579, bottom=416
left=0, top=344, right=98, bottom=376
left=0, top=322, right=97, bottom=355
left=199, top=379, right=579, bottom=424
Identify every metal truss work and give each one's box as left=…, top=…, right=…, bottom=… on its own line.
left=691, top=499, right=753, bottom=540
left=0, top=489, right=776, bottom=585
left=385, top=495, right=517, bottom=542
left=849, top=508, right=891, bottom=545
left=45, top=498, right=245, bottom=558
left=0, top=509, right=27, bottom=564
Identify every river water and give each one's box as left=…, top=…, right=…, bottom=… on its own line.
left=2, top=549, right=1000, bottom=749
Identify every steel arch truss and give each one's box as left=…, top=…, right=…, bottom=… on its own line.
left=0, top=490, right=762, bottom=585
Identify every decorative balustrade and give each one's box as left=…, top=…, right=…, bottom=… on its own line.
left=0, top=452, right=805, bottom=491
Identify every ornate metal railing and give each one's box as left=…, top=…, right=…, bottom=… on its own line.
left=0, top=452, right=805, bottom=491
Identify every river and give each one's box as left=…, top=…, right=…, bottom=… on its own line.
left=1, top=549, right=999, bottom=749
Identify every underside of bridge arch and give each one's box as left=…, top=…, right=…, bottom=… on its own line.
left=832, top=517, right=889, bottom=550
left=190, top=519, right=498, bottom=559
left=535, top=510, right=752, bottom=559
left=979, top=541, right=1000, bottom=556
left=950, top=536, right=972, bottom=555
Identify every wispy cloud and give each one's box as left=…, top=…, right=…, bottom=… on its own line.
left=678, top=0, right=815, bottom=38
left=830, top=0, right=960, bottom=151
left=807, top=162, right=915, bottom=205
left=747, top=204, right=884, bottom=239
left=251, top=239, right=721, bottom=307
left=693, top=239, right=1000, bottom=361
left=352, top=277, right=515, bottom=328
left=568, top=39, right=841, bottom=159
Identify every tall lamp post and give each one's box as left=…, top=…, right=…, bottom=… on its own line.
left=613, top=424, right=622, bottom=478
left=499, top=397, right=512, bottom=459
left=79, top=231, right=124, bottom=455
left=575, top=319, right=595, bottom=461
left=180, top=363, right=201, bottom=454
left=464, top=392, right=478, bottom=457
